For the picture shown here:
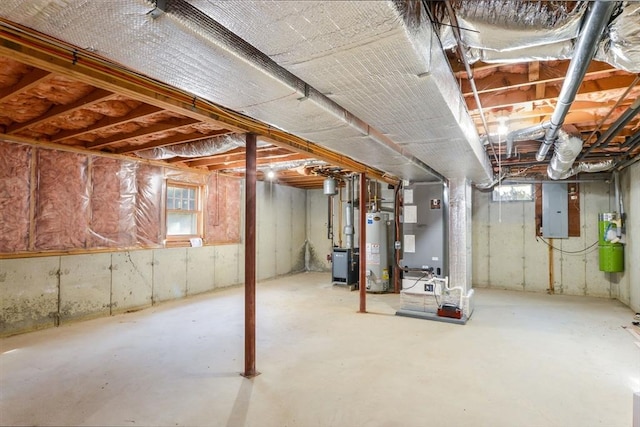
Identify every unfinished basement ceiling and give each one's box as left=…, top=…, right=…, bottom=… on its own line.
left=0, top=0, right=639, bottom=188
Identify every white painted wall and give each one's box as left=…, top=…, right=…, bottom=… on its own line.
left=473, top=177, right=638, bottom=307
left=0, top=180, right=308, bottom=336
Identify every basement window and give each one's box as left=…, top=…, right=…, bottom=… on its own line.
left=166, top=183, right=202, bottom=239
left=492, top=184, right=534, bottom=202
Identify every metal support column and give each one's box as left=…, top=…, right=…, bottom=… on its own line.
left=359, top=173, right=367, bottom=313
left=243, top=133, right=258, bottom=378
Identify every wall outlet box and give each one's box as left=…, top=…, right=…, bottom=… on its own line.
left=425, top=283, right=434, bottom=292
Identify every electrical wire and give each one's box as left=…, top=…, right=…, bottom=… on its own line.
left=401, top=272, right=428, bottom=290
left=536, top=236, right=599, bottom=254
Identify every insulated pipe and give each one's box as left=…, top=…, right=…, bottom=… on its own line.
left=613, top=170, right=625, bottom=236
left=344, top=176, right=355, bottom=249
left=243, top=133, right=258, bottom=378
left=537, top=1, right=616, bottom=161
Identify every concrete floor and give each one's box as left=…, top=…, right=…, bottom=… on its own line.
left=1, top=272, right=638, bottom=427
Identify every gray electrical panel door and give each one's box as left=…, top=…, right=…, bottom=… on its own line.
left=401, top=182, right=448, bottom=277
left=542, top=183, right=568, bottom=238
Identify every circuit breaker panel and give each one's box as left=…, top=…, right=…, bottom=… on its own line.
left=542, top=183, right=568, bottom=238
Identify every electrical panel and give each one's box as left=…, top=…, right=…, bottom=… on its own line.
left=542, top=183, right=568, bottom=238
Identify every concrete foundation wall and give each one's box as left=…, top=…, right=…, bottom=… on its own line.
left=306, top=189, right=333, bottom=271
left=618, top=161, right=639, bottom=312
left=0, top=180, right=308, bottom=337
left=473, top=177, right=638, bottom=306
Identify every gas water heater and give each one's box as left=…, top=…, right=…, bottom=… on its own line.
left=365, top=212, right=389, bottom=292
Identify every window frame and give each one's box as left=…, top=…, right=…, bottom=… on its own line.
left=164, top=181, right=204, bottom=242
left=491, top=183, right=534, bottom=202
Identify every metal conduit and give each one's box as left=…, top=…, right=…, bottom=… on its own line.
left=593, top=97, right=640, bottom=149
left=537, top=1, right=616, bottom=161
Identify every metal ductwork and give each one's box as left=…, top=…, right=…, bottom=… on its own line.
left=536, top=1, right=617, bottom=162
left=505, top=122, right=550, bottom=158
left=547, top=128, right=614, bottom=180
left=547, top=128, right=585, bottom=180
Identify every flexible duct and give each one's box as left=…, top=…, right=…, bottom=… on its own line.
left=506, top=122, right=550, bottom=158
left=438, top=2, right=638, bottom=73
left=537, top=1, right=617, bottom=162
left=135, top=134, right=244, bottom=160
left=547, top=129, right=584, bottom=180
left=548, top=127, right=614, bottom=180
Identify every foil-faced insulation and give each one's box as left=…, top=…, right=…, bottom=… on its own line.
left=547, top=129, right=584, bottom=180
left=438, top=1, right=640, bottom=73
left=192, top=0, right=491, bottom=182
left=0, top=0, right=487, bottom=183
left=439, top=1, right=585, bottom=53
left=135, top=134, right=245, bottom=160
left=598, top=2, right=640, bottom=73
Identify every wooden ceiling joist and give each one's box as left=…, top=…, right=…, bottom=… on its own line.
left=51, top=104, right=163, bottom=143
left=0, top=68, right=50, bottom=103
left=0, top=21, right=395, bottom=186
left=7, top=88, right=117, bottom=134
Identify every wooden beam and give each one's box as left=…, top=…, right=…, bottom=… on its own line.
left=87, top=117, right=199, bottom=149
left=184, top=146, right=286, bottom=168
left=0, top=21, right=397, bottom=185
left=460, top=61, right=619, bottom=97
left=7, top=88, right=117, bottom=134
left=0, top=68, right=50, bottom=102
left=51, top=103, right=163, bottom=142
left=466, top=75, right=638, bottom=111
left=207, top=152, right=311, bottom=171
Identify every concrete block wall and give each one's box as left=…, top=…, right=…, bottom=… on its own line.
left=472, top=175, right=638, bottom=308
left=0, top=180, right=308, bottom=336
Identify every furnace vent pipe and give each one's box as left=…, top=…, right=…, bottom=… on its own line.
left=536, top=1, right=616, bottom=161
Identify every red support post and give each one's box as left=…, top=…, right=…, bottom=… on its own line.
left=243, top=133, right=258, bottom=377
left=359, top=172, right=367, bottom=313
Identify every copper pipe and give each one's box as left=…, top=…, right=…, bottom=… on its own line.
left=359, top=173, right=367, bottom=313
left=243, top=133, right=258, bottom=377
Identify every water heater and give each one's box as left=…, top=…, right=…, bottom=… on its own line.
left=365, top=212, right=389, bottom=292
